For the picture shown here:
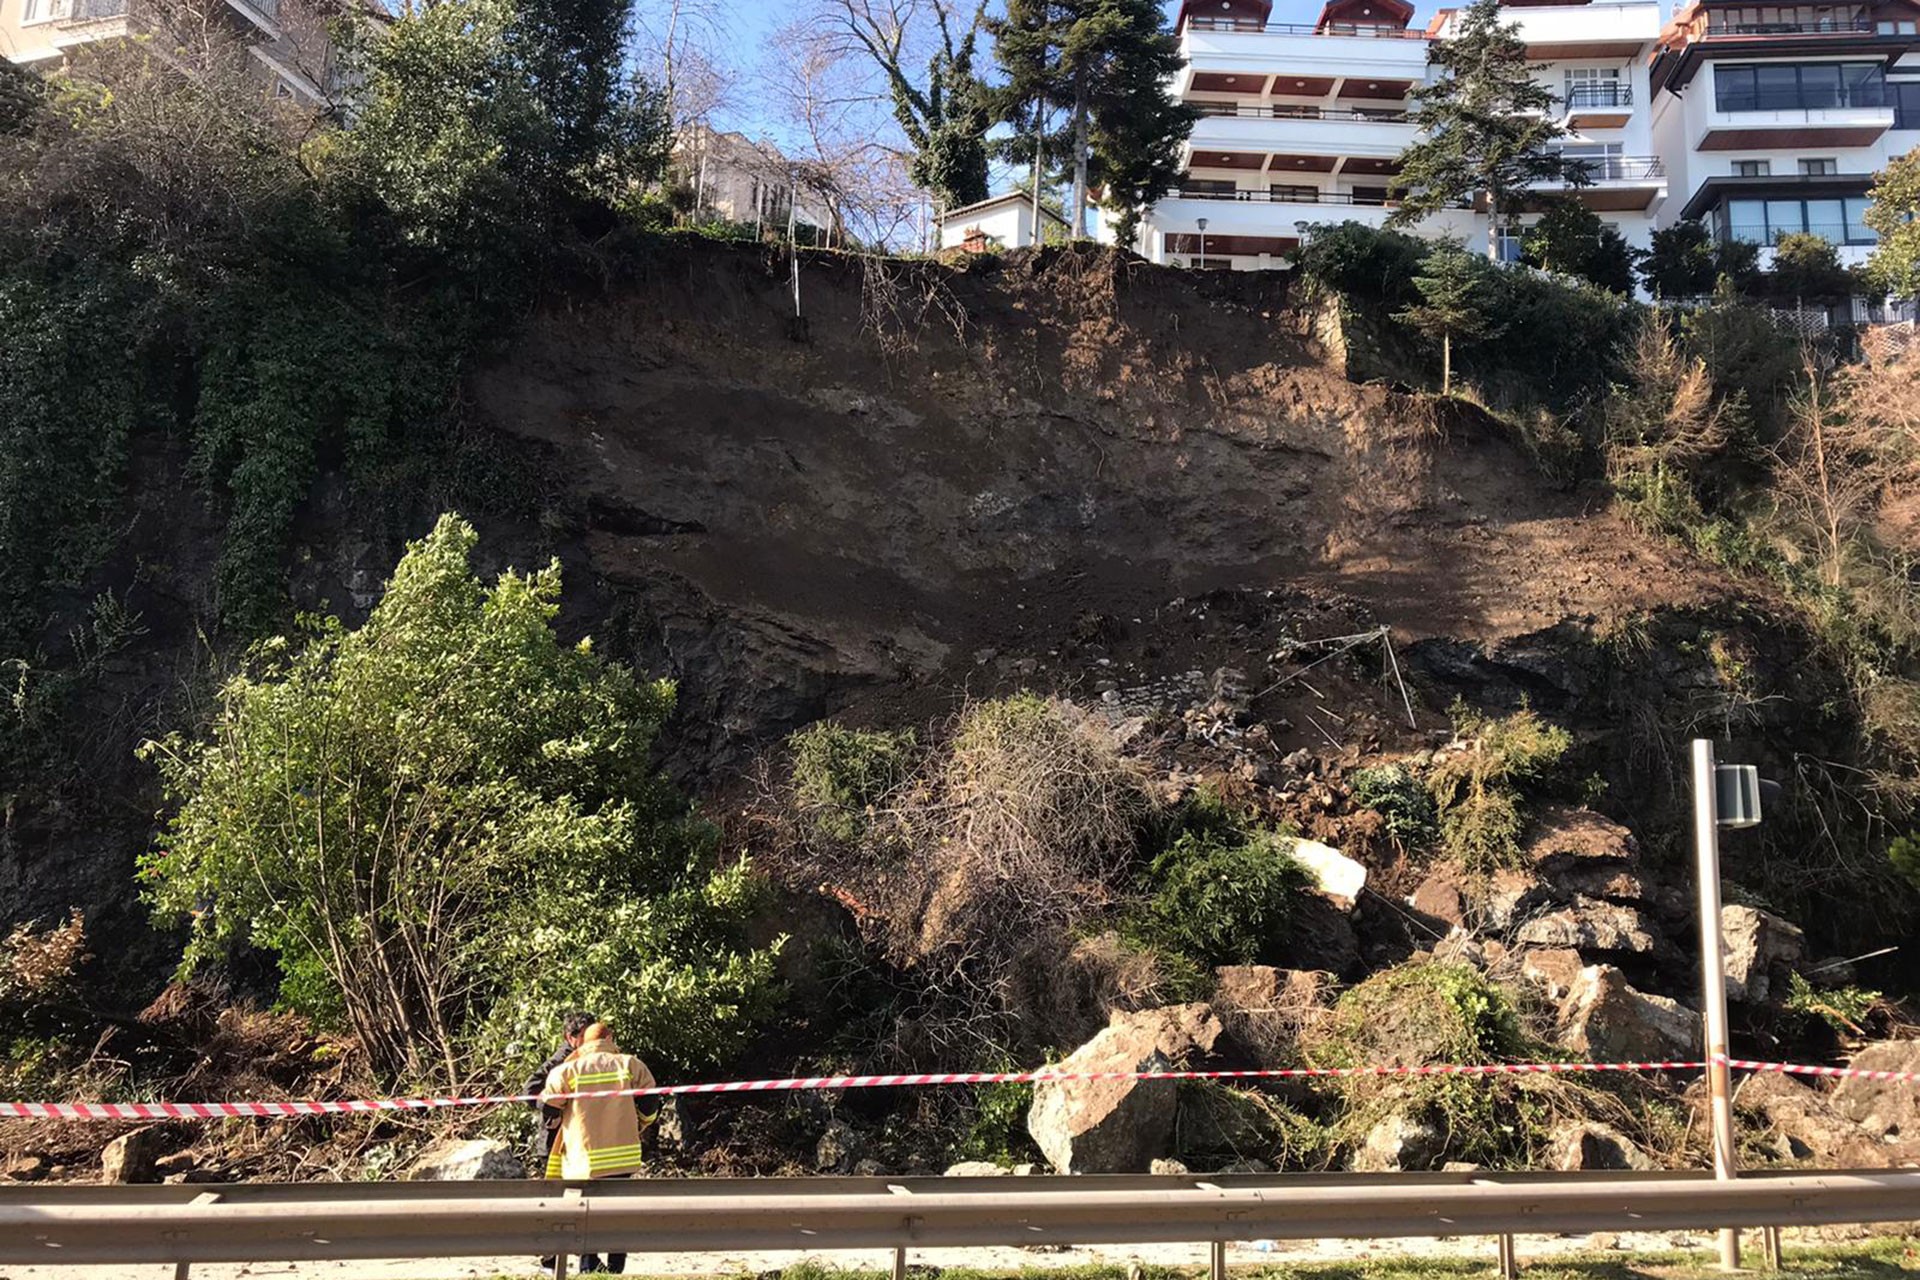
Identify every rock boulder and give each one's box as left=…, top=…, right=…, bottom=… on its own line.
left=1515, top=898, right=1662, bottom=956
left=1028, top=1004, right=1221, bottom=1174
left=100, top=1128, right=163, bottom=1185
left=1525, top=807, right=1641, bottom=877
left=1556, top=964, right=1701, bottom=1061
left=1736, top=1070, right=1893, bottom=1164
left=403, top=1137, right=523, bottom=1181
left=1351, top=1111, right=1442, bottom=1172
left=1721, top=906, right=1806, bottom=1004
left=1550, top=1122, right=1655, bottom=1171
left=1833, top=1040, right=1920, bottom=1141
left=1519, top=948, right=1585, bottom=1002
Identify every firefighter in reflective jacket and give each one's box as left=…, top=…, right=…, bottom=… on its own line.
left=541, top=1022, right=659, bottom=1181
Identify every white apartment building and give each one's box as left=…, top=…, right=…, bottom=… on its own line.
left=1, top=0, right=352, bottom=104
left=1142, top=0, right=1920, bottom=276
left=1648, top=0, right=1920, bottom=268
left=674, top=124, right=839, bottom=240
left=1143, top=0, right=1669, bottom=269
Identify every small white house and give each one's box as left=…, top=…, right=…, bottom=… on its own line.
left=938, top=192, right=1069, bottom=252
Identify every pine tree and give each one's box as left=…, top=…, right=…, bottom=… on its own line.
left=990, top=0, right=1192, bottom=239
left=1388, top=0, right=1588, bottom=260
left=1084, top=0, right=1196, bottom=246
left=1395, top=245, right=1500, bottom=395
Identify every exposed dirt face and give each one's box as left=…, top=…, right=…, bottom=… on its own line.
left=471, top=243, right=1722, bottom=767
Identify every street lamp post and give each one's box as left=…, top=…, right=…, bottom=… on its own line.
left=1691, top=739, right=1773, bottom=1272
left=1196, top=217, right=1208, bottom=267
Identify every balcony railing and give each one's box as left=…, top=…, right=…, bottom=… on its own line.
left=1707, top=17, right=1874, bottom=34
left=1193, top=103, right=1411, bottom=121
left=1563, top=83, right=1634, bottom=109
left=1173, top=188, right=1474, bottom=208
left=1726, top=222, right=1877, bottom=245
left=1555, top=154, right=1665, bottom=181
left=52, top=0, right=127, bottom=22
left=1715, top=87, right=1889, bottom=110
left=1185, top=17, right=1426, bottom=36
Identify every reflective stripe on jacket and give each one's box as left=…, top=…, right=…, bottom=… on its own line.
left=542, top=1039, right=656, bottom=1180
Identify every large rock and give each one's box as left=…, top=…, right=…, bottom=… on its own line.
left=1028, top=1004, right=1221, bottom=1174
left=403, top=1137, right=523, bottom=1181
left=1556, top=964, right=1701, bottom=1061
left=1213, top=966, right=1325, bottom=1066
left=1290, top=839, right=1367, bottom=906
left=1350, top=1111, right=1442, bottom=1172
left=1519, top=948, right=1585, bottom=1003
left=1736, top=1070, right=1894, bottom=1165
left=1409, top=867, right=1469, bottom=930
left=1515, top=898, right=1662, bottom=956
left=1833, top=1041, right=1920, bottom=1141
left=1550, top=1122, right=1655, bottom=1171
left=1721, top=906, right=1806, bottom=1004
left=815, top=1120, right=861, bottom=1173
left=1526, top=807, right=1641, bottom=876
left=943, top=1161, right=1010, bottom=1176
left=100, top=1128, right=163, bottom=1184
left=1272, top=892, right=1363, bottom=978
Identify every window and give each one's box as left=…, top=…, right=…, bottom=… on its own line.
left=1876, top=17, right=1918, bottom=32
left=1714, top=62, right=1886, bottom=111
left=1494, top=224, right=1525, bottom=263
left=1896, top=82, right=1920, bottom=130
left=1564, top=66, right=1627, bottom=108
left=1721, top=195, right=1878, bottom=244
left=19, top=0, right=68, bottom=22
left=1555, top=142, right=1625, bottom=180
left=1732, top=159, right=1772, bottom=176
left=1799, top=157, right=1839, bottom=174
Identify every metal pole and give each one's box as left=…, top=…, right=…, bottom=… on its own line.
left=1497, top=1233, right=1519, bottom=1280
left=1692, top=737, right=1741, bottom=1271
left=1209, top=1239, right=1227, bottom=1280
left=893, top=1246, right=908, bottom=1280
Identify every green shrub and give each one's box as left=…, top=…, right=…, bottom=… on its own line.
left=1351, top=763, right=1437, bottom=845
left=789, top=722, right=917, bottom=842
left=1426, top=703, right=1572, bottom=870
left=1310, top=961, right=1530, bottom=1069
left=1141, top=826, right=1312, bottom=966
left=957, top=1081, right=1037, bottom=1163
left=142, top=515, right=783, bottom=1083
left=1890, top=833, right=1920, bottom=890
left=1783, top=971, right=1882, bottom=1037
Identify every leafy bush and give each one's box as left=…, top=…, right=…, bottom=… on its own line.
left=1888, top=832, right=1920, bottom=890
left=1427, top=703, right=1572, bottom=870
left=1641, top=220, right=1758, bottom=297
left=957, top=1081, right=1037, bottom=1163
left=789, top=722, right=917, bottom=843
left=1297, top=220, right=1428, bottom=308
left=1351, top=763, right=1438, bottom=845
left=1139, top=824, right=1312, bottom=967
left=1309, top=961, right=1530, bottom=1068
left=1783, top=971, right=1882, bottom=1038
left=141, top=515, right=781, bottom=1082
left=1522, top=202, right=1637, bottom=295
left=1760, top=233, right=1853, bottom=302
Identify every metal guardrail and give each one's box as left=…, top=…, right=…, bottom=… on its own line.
left=5, top=1169, right=1920, bottom=1268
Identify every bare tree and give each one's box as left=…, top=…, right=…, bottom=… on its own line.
left=761, top=18, right=925, bottom=247
left=1771, top=353, right=1884, bottom=586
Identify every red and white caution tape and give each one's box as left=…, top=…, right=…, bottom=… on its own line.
left=0, top=1057, right=1714, bottom=1122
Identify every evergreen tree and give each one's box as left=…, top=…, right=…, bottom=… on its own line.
left=1866, top=149, right=1920, bottom=300
left=990, top=0, right=1192, bottom=239
left=988, top=0, right=1068, bottom=225
left=1521, top=200, right=1637, bottom=294
left=1396, top=245, right=1500, bottom=395
left=1084, top=0, right=1196, bottom=246
left=1388, top=0, right=1588, bottom=260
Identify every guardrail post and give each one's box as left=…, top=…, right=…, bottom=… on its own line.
left=173, top=1264, right=190, bottom=1280
left=1210, top=1239, right=1227, bottom=1280
left=894, top=1246, right=908, bottom=1280
left=1497, top=1233, right=1519, bottom=1280
left=552, top=1254, right=568, bottom=1280
left=1763, top=1226, right=1784, bottom=1270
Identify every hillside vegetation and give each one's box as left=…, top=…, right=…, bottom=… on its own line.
left=5, top=7, right=1920, bottom=1186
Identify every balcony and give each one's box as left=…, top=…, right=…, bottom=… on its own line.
left=1180, top=22, right=1430, bottom=97
left=1532, top=154, right=1665, bottom=209
left=1185, top=18, right=1423, bottom=36
left=1687, top=89, right=1895, bottom=148
left=1186, top=105, right=1414, bottom=172
left=1562, top=81, right=1636, bottom=127
left=1447, top=1, right=1660, bottom=57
